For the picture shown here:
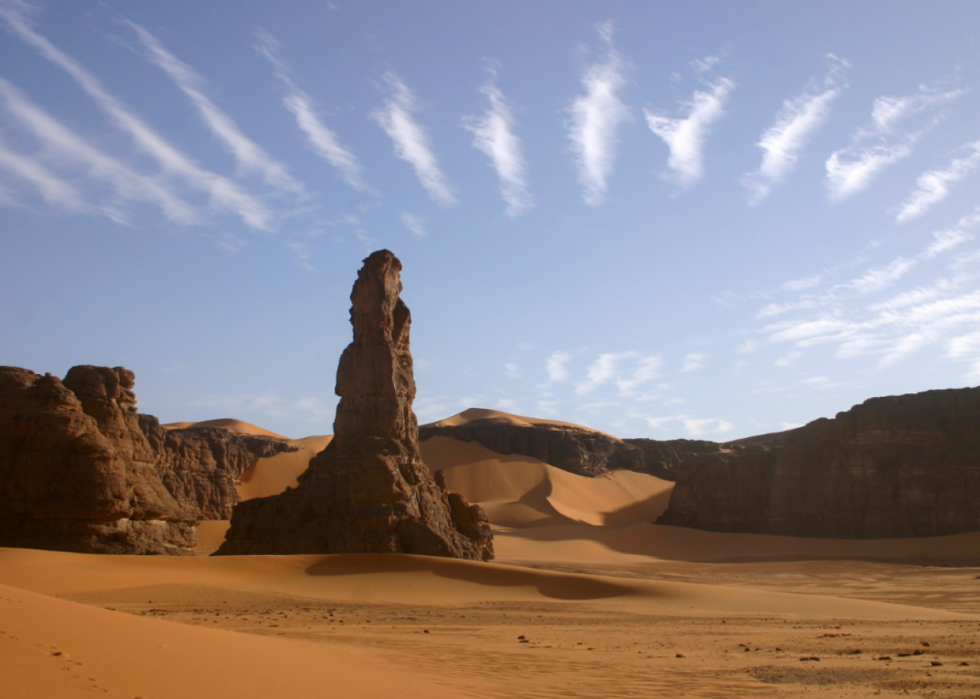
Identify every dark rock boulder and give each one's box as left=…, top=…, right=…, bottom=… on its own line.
left=217, top=250, right=493, bottom=560
left=658, top=387, right=980, bottom=538
left=0, top=365, right=196, bottom=554
left=138, top=414, right=296, bottom=521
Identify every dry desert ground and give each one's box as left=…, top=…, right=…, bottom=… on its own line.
left=2, top=411, right=979, bottom=698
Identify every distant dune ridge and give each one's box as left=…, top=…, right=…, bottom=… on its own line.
left=421, top=407, right=724, bottom=480
left=216, top=250, right=494, bottom=560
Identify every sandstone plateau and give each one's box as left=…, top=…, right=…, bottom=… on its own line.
left=0, top=365, right=196, bottom=554
left=658, top=387, right=980, bottom=538
left=217, top=250, right=493, bottom=560
left=0, top=365, right=297, bottom=555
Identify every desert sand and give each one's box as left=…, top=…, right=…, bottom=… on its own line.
left=3, top=412, right=980, bottom=698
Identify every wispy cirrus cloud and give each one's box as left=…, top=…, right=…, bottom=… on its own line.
left=645, top=56, right=734, bottom=188
left=895, top=142, right=980, bottom=223
left=566, top=20, right=630, bottom=206
left=742, top=55, right=849, bottom=206
left=0, top=130, right=86, bottom=211
left=254, top=30, right=369, bottom=193
left=463, top=73, right=532, bottom=216
left=0, top=76, right=196, bottom=224
left=746, top=212, right=980, bottom=371
left=825, top=85, right=966, bottom=203
left=129, top=22, right=304, bottom=196
left=545, top=350, right=573, bottom=382
left=682, top=352, right=706, bottom=372
left=400, top=212, right=426, bottom=237
left=645, top=413, right=734, bottom=437
left=372, top=72, right=457, bottom=206
left=616, top=355, right=662, bottom=396
left=576, top=351, right=637, bottom=395
left=0, top=2, right=272, bottom=229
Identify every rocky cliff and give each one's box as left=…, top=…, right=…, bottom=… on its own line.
left=658, top=387, right=980, bottom=538
left=0, top=366, right=197, bottom=554
left=419, top=417, right=722, bottom=481
left=139, top=415, right=296, bottom=520
left=217, top=250, right=493, bottom=560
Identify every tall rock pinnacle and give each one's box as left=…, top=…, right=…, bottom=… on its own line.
left=216, top=250, right=493, bottom=559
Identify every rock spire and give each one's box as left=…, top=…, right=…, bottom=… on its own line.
left=216, top=250, right=493, bottom=559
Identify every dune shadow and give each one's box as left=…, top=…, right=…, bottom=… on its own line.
left=304, top=554, right=631, bottom=601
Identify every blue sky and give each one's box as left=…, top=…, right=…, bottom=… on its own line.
left=3, top=0, right=980, bottom=440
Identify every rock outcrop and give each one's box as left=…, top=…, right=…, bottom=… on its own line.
left=139, top=415, right=296, bottom=520
left=658, top=387, right=980, bottom=538
left=0, top=365, right=196, bottom=554
left=217, top=250, right=493, bottom=560
left=419, top=416, right=722, bottom=481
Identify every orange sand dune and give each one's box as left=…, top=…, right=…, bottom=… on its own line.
left=421, top=436, right=673, bottom=528
left=0, top=581, right=450, bottom=699
left=161, top=417, right=290, bottom=439
left=429, top=407, right=617, bottom=438
left=494, top=521, right=980, bottom=566
left=0, top=547, right=969, bottom=620
left=236, top=435, right=332, bottom=501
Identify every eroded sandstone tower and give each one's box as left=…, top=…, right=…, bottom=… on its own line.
left=216, top=250, right=493, bottom=560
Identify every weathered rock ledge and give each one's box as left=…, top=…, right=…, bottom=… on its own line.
left=657, top=387, right=980, bottom=538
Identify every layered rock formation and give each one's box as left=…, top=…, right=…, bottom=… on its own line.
left=139, top=415, right=296, bottom=520
left=217, top=250, right=493, bottom=560
left=658, top=388, right=980, bottom=538
left=419, top=416, right=722, bottom=481
left=0, top=366, right=196, bottom=554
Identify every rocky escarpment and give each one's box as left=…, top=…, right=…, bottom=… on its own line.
left=138, top=415, right=296, bottom=520
left=0, top=365, right=196, bottom=555
left=217, top=250, right=493, bottom=560
left=658, top=387, right=980, bottom=539
left=419, top=416, right=723, bottom=481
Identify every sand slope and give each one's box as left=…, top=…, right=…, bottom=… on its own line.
left=429, top=407, right=617, bottom=438
left=0, top=547, right=969, bottom=620
left=161, top=418, right=289, bottom=439
left=421, top=435, right=673, bottom=527
left=0, top=581, right=450, bottom=699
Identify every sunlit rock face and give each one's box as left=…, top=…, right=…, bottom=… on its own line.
left=0, top=365, right=197, bottom=554
left=658, top=387, right=980, bottom=539
left=217, top=250, right=493, bottom=560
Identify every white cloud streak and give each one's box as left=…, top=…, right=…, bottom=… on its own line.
left=575, top=351, right=638, bottom=395
left=0, top=131, right=85, bottom=211
left=895, top=142, right=980, bottom=223
left=617, top=355, right=662, bottom=396
left=400, top=212, right=426, bottom=237
left=645, top=74, right=734, bottom=188
left=372, top=73, right=457, bottom=206
left=254, top=30, right=368, bottom=193
left=129, top=22, right=303, bottom=196
left=682, top=352, right=706, bottom=371
left=566, top=20, right=630, bottom=206
left=545, top=351, right=573, bottom=382
left=825, top=86, right=966, bottom=203
left=0, top=76, right=197, bottom=224
left=0, top=3, right=272, bottom=229
left=742, top=55, right=849, bottom=205
left=463, top=77, right=532, bottom=216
